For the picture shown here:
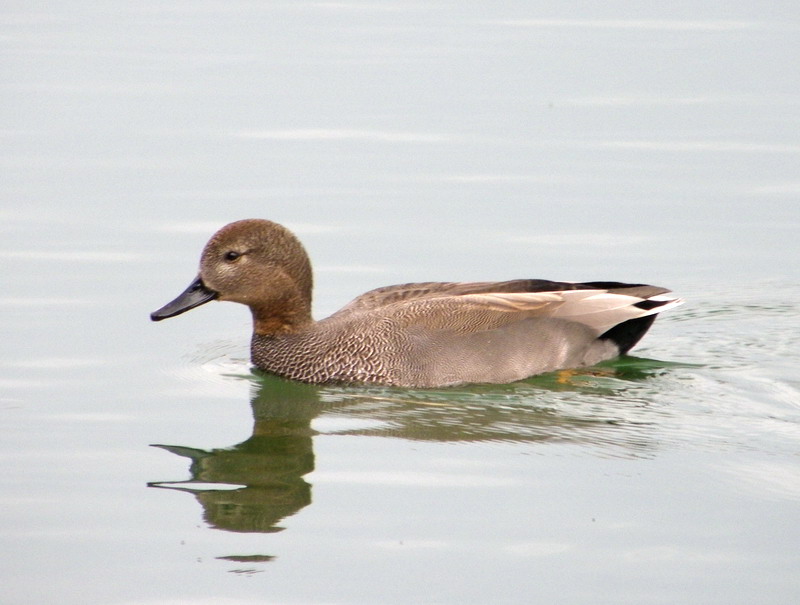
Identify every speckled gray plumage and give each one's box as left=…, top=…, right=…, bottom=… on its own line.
left=151, top=219, right=683, bottom=388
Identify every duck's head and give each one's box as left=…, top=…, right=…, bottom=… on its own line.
left=151, top=219, right=314, bottom=334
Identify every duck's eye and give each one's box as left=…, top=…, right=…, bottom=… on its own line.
left=224, top=251, right=241, bottom=262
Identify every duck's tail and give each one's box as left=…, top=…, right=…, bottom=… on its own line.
left=597, top=292, right=684, bottom=354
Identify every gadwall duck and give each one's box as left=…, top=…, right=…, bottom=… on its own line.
left=151, top=219, right=682, bottom=387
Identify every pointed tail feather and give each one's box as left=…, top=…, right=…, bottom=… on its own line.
left=600, top=293, right=683, bottom=354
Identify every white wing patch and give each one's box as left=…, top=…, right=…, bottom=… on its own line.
left=551, top=290, right=683, bottom=333
left=458, top=289, right=682, bottom=335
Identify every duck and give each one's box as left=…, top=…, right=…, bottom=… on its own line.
left=151, top=219, right=682, bottom=388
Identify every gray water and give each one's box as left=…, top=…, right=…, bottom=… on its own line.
left=2, top=2, right=800, bottom=604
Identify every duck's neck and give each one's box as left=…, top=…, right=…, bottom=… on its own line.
left=250, top=298, right=313, bottom=336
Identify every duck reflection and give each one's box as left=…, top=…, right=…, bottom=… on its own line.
left=149, top=357, right=673, bottom=534
left=149, top=378, right=321, bottom=534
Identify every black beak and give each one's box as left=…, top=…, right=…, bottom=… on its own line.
left=150, top=276, right=218, bottom=321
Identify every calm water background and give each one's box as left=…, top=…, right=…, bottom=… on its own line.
left=2, top=2, right=800, bottom=604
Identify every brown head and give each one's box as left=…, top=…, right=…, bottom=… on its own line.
left=151, top=219, right=314, bottom=334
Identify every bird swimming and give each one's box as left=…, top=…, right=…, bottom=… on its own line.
left=151, top=219, right=682, bottom=387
